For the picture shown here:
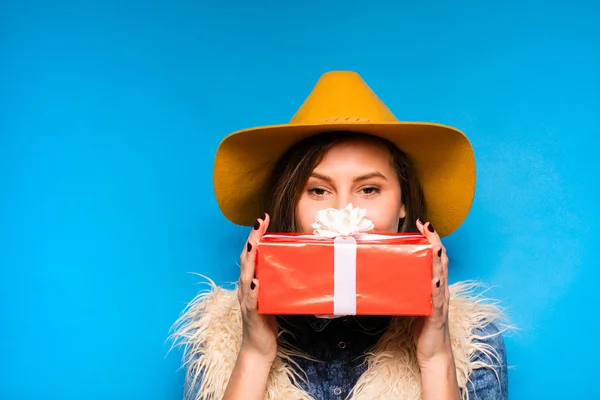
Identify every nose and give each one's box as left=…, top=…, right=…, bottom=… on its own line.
left=335, top=194, right=352, bottom=210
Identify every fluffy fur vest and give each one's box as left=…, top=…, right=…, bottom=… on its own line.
left=170, top=279, right=506, bottom=400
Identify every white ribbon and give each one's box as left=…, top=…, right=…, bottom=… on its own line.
left=333, top=236, right=357, bottom=315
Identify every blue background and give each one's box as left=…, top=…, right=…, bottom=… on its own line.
left=1, top=1, right=598, bottom=398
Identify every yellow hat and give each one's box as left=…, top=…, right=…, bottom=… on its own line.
left=213, top=71, right=475, bottom=238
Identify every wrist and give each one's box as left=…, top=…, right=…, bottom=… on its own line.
left=239, top=344, right=276, bottom=367
left=417, top=340, right=455, bottom=370
left=419, top=349, right=454, bottom=368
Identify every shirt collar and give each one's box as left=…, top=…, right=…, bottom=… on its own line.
left=304, top=314, right=392, bottom=333
left=305, top=315, right=335, bottom=332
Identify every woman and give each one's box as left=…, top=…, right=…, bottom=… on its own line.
left=171, top=71, right=508, bottom=400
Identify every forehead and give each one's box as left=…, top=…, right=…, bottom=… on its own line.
left=313, top=139, right=394, bottom=172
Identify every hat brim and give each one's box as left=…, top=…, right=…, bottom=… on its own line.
left=213, top=121, right=475, bottom=238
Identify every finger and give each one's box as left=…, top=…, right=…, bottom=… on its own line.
left=440, top=246, right=449, bottom=287
left=241, top=213, right=271, bottom=284
left=431, top=276, right=445, bottom=322
left=416, top=219, right=441, bottom=246
left=416, top=219, right=445, bottom=285
left=241, top=239, right=256, bottom=286
left=433, top=244, right=449, bottom=290
left=241, top=213, right=265, bottom=259
left=415, top=218, right=426, bottom=236
left=244, top=278, right=259, bottom=316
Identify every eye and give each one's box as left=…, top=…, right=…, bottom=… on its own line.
left=308, top=187, right=328, bottom=196
left=360, top=186, right=381, bottom=196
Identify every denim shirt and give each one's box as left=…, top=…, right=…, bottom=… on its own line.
left=186, top=315, right=508, bottom=399
left=276, top=315, right=508, bottom=400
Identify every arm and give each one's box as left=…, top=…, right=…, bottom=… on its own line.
left=413, top=220, right=509, bottom=399
left=413, top=219, right=460, bottom=399
left=419, top=351, right=460, bottom=400
left=224, top=214, right=278, bottom=399
left=419, top=322, right=508, bottom=400
left=183, top=348, right=273, bottom=400
left=183, top=215, right=277, bottom=400
left=223, top=348, right=273, bottom=400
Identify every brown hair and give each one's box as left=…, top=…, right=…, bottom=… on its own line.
left=263, top=131, right=427, bottom=233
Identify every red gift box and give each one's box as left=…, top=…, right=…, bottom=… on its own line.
left=256, top=232, right=433, bottom=316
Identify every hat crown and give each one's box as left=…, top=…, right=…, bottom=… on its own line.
left=290, top=71, right=399, bottom=124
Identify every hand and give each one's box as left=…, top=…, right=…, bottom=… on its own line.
left=237, top=213, right=278, bottom=363
left=412, top=219, right=454, bottom=367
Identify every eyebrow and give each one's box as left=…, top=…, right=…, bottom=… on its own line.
left=310, top=171, right=388, bottom=183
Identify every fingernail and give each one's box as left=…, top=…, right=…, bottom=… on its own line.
left=427, top=223, right=435, bottom=233
left=262, top=212, right=266, bottom=221
left=247, top=242, right=252, bottom=252
left=250, top=281, right=256, bottom=290
left=436, top=279, right=441, bottom=288
left=437, top=248, right=442, bottom=257
left=417, top=218, right=423, bottom=226
left=253, top=219, right=260, bottom=230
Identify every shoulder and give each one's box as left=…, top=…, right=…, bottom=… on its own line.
left=464, top=321, right=508, bottom=400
